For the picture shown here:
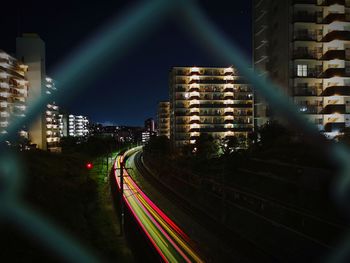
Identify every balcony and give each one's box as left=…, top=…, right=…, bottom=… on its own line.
left=293, top=13, right=317, bottom=23
left=189, top=115, right=200, bottom=124
left=324, top=122, right=345, bottom=132
left=190, top=67, right=200, bottom=75
left=189, top=101, right=200, bottom=108
left=224, top=67, right=234, bottom=75
left=321, top=68, right=349, bottom=78
left=189, top=92, right=200, bottom=100
left=294, top=86, right=322, bottom=96
left=189, top=125, right=200, bottom=132
left=292, top=0, right=317, bottom=4
left=190, top=109, right=200, bottom=115
left=189, top=76, right=200, bottom=84
left=319, top=0, right=347, bottom=6
left=322, top=85, right=350, bottom=96
left=321, top=50, right=345, bottom=60
left=321, top=104, right=345, bottom=114
left=223, top=86, right=234, bottom=92
left=298, top=105, right=323, bottom=114
left=199, top=103, right=224, bottom=108
left=189, top=119, right=200, bottom=124
left=293, top=68, right=322, bottom=78
left=189, top=84, right=200, bottom=92
left=232, top=103, right=253, bottom=108
left=175, top=111, right=189, bottom=116
left=224, top=92, right=234, bottom=100
left=293, top=32, right=318, bottom=41
left=292, top=49, right=319, bottom=60
left=322, top=31, right=350, bottom=42
left=323, top=13, right=348, bottom=24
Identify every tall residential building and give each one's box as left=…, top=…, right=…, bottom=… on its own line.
left=253, top=0, right=350, bottom=137
left=145, top=118, right=155, bottom=132
left=16, top=34, right=62, bottom=151
left=157, top=101, right=170, bottom=138
left=0, top=50, right=28, bottom=135
left=169, top=67, right=253, bottom=147
left=59, top=114, right=89, bottom=137
left=46, top=102, right=60, bottom=151
left=16, top=33, right=47, bottom=149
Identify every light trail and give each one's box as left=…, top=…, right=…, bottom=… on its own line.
left=113, top=149, right=203, bottom=263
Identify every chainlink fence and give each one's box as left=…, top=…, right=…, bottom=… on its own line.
left=1, top=0, right=350, bottom=262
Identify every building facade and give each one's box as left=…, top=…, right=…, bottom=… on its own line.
left=169, top=67, right=253, bottom=147
left=59, top=114, right=89, bottom=137
left=157, top=101, right=170, bottom=138
left=145, top=118, right=155, bottom=132
left=0, top=50, right=28, bottom=135
left=16, top=33, right=47, bottom=149
left=253, top=0, right=350, bottom=137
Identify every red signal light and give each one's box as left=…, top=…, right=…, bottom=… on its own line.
left=86, top=162, right=93, bottom=169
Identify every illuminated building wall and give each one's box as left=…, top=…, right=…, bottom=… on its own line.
left=169, top=67, right=254, bottom=147
left=157, top=101, right=170, bottom=138
left=45, top=77, right=61, bottom=152
left=142, top=131, right=151, bottom=143
left=0, top=50, right=28, bottom=135
left=254, top=0, right=350, bottom=137
left=59, top=114, right=89, bottom=137
left=16, top=34, right=47, bottom=149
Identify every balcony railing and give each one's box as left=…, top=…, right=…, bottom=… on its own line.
left=323, top=13, right=349, bottom=24
left=318, top=0, right=348, bottom=6
left=322, top=30, right=350, bottom=42
left=292, top=50, right=320, bottom=59
left=324, top=122, right=345, bottom=132
left=294, top=86, right=323, bottom=96
left=298, top=104, right=323, bottom=114
left=322, top=85, right=350, bottom=96
left=293, top=32, right=318, bottom=41
left=293, top=69, right=322, bottom=78
left=321, top=49, right=346, bottom=60
left=322, top=104, right=346, bottom=114
left=321, top=68, right=350, bottom=78
left=292, top=0, right=317, bottom=4
left=293, top=13, right=317, bottom=23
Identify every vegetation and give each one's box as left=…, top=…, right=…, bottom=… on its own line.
left=0, top=139, right=134, bottom=262
left=144, top=121, right=335, bottom=173
left=61, top=135, right=117, bottom=157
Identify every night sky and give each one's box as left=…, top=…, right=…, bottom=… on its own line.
left=1, top=0, right=252, bottom=126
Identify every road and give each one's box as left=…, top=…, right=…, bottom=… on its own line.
left=113, top=147, right=203, bottom=263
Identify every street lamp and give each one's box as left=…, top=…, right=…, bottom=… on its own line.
left=114, top=156, right=132, bottom=236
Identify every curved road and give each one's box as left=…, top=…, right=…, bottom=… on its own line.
left=113, top=147, right=203, bottom=263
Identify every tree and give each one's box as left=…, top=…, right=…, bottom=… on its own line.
left=194, top=133, right=219, bottom=159
left=258, top=121, right=290, bottom=148
left=143, top=136, right=171, bottom=156
left=220, top=136, right=239, bottom=156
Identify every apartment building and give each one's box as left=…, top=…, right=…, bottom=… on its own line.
left=157, top=101, right=170, bottom=138
left=253, top=0, right=350, bottom=137
left=46, top=104, right=60, bottom=151
left=145, top=118, right=155, bottom=132
left=16, top=34, right=47, bottom=149
left=59, top=114, right=89, bottom=137
left=0, top=50, right=28, bottom=135
left=169, top=67, right=253, bottom=147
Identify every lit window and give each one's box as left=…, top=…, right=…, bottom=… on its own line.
left=297, top=65, right=307, bottom=77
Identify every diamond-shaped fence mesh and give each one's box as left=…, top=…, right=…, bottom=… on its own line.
left=1, top=0, right=349, bottom=262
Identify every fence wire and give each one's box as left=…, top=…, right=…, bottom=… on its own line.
left=0, top=0, right=349, bottom=262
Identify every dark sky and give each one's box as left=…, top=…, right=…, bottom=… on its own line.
left=1, top=0, right=252, bottom=126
